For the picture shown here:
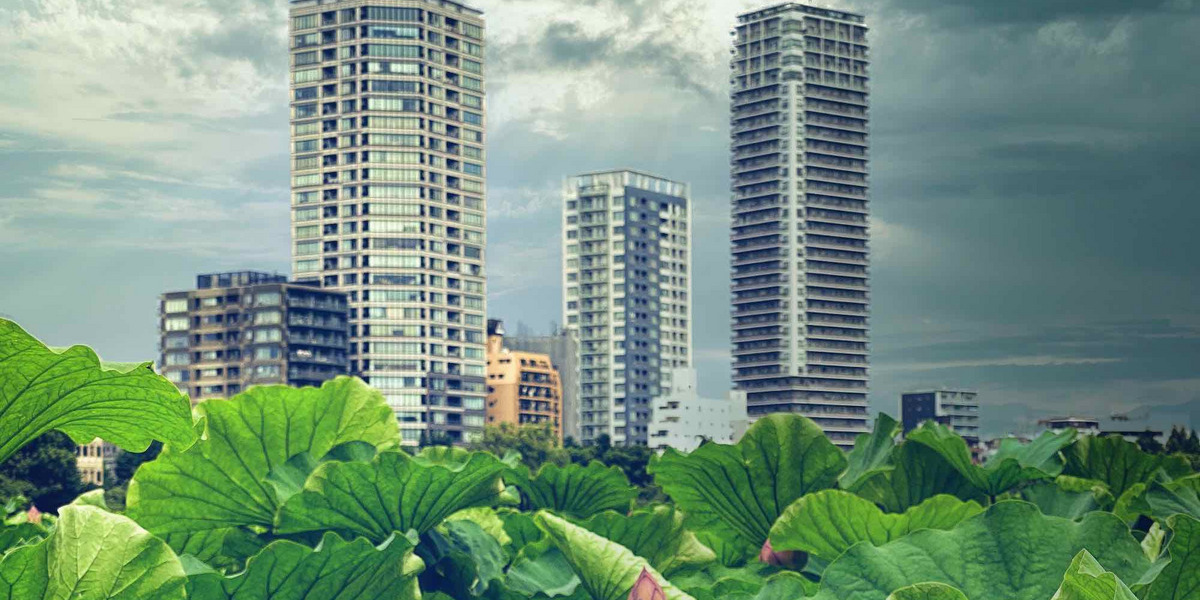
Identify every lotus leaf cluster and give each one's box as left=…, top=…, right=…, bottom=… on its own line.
left=2, top=318, right=1199, bottom=600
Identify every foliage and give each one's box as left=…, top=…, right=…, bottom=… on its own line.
left=506, top=460, right=637, bottom=519
left=470, top=423, right=569, bottom=471
left=0, top=319, right=195, bottom=464
left=3, top=322, right=1200, bottom=600
left=0, top=505, right=187, bottom=599
left=648, top=414, right=847, bottom=561
left=0, top=431, right=86, bottom=513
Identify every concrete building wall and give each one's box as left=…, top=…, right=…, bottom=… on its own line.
left=159, top=271, right=349, bottom=403
left=649, top=368, right=748, bottom=452
left=563, top=169, right=692, bottom=446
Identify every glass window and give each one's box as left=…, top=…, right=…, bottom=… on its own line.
left=164, top=317, right=189, bottom=332
left=362, top=44, right=421, bottom=59
left=254, top=311, right=281, bottom=324
left=292, top=68, right=320, bottom=84
left=365, top=61, right=421, bottom=75
left=292, top=14, right=317, bottom=30
left=363, top=6, right=422, bottom=22
left=255, top=292, right=281, bottom=306
left=366, top=25, right=420, bottom=39
left=253, top=328, right=281, bottom=343
left=295, top=207, right=320, bottom=221
left=293, top=174, right=320, bottom=187
left=163, top=299, right=188, bottom=313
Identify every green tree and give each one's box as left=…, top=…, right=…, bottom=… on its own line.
left=468, top=423, right=568, bottom=470
left=0, top=431, right=86, bottom=513
left=103, top=441, right=162, bottom=511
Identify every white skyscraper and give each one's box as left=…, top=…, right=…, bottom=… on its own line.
left=288, top=0, right=488, bottom=446
left=563, top=170, right=693, bottom=446
left=730, top=3, right=871, bottom=448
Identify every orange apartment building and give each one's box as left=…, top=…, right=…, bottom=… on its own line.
left=486, top=320, right=563, bottom=441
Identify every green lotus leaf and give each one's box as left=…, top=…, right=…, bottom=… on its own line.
left=813, top=501, right=1151, bottom=600
left=0, top=523, right=46, bottom=556
left=1140, top=475, right=1200, bottom=521
left=768, top=490, right=983, bottom=562
left=126, top=377, right=399, bottom=542
left=421, top=519, right=507, bottom=598
left=0, top=319, right=195, bottom=463
left=0, top=505, right=186, bottom=600
left=1022, top=477, right=1110, bottom=520
left=853, top=440, right=984, bottom=512
left=580, top=505, right=716, bottom=576
left=504, top=545, right=583, bottom=598
left=841, top=413, right=901, bottom=491
left=500, top=508, right=546, bottom=556
left=886, top=583, right=968, bottom=600
left=274, top=449, right=507, bottom=542
left=690, top=572, right=817, bottom=600
left=649, top=414, right=846, bottom=553
left=1062, top=435, right=1192, bottom=499
left=1053, top=550, right=1139, bottom=600
left=906, top=422, right=1074, bottom=496
left=536, top=511, right=697, bottom=600
left=184, top=531, right=422, bottom=600
left=506, top=460, right=638, bottom=519
left=1140, top=514, right=1200, bottom=600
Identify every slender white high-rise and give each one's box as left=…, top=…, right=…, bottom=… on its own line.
left=288, top=0, right=488, bottom=446
left=563, top=170, right=692, bottom=446
left=730, top=3, right=871, bottom=448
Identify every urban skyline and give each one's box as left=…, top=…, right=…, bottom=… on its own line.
left=3, top=0, right=1199, bottom=436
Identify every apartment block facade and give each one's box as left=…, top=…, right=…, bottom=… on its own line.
left=288, top=0, right=489, bottom=445
left=901, top=389, right=981, bottom=445
left=730, top=3, right=871, bottom=448
left=485, top=320, right=564, bottom=440
left=563, top=170, right=692, bottom=446
left=159, top=271, right=349, bottom=403
left=502, top=326, right=581, bottom=441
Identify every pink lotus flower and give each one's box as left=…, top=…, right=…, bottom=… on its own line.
left=759, top=539, right=797, bottom=567
left=26, top=505, right=42, bottom=524
left=628, top=567, right=665, bottom=600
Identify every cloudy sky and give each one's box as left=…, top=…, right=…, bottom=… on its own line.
left=1, top=0, right=1198, bottom=430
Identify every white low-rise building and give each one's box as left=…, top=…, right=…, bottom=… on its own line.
left=650, top=369, right=748, bottom=452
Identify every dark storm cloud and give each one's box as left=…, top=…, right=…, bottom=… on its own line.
left=881, top=0, right=1191, bottom=25
left=2, top=0, right=1197, bottom=422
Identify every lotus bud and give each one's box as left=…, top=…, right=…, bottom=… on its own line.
left=628, top=567, right=665, bottom=600
left=759, top=539, right=796, bottom=567
left=26, top=505, right=42, bottom=524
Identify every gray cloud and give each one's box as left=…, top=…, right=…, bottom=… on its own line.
left=0, top=0, right=1197, bottom=426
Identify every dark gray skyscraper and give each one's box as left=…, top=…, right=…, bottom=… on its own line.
left=730, top=3, right=871, bottom=448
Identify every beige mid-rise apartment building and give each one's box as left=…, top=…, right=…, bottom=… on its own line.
left=730, top=3, right=871, bottom=448
left=485, top=320, right=563, bottom=441
left=158, top=271, right=349, bottom=403
left=288, top=0, right=488, bottom=446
